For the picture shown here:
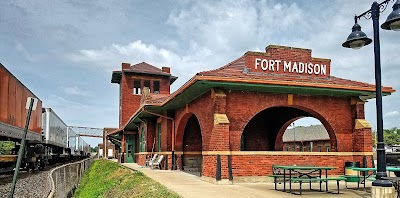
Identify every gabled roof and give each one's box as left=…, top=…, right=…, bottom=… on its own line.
left=283, top=125, right=330, bottom=142
left=126, top=62, right=168, bottom=76
left=111, top=62, right=178, bottom=84
left=197, top=55, right=394, bottom=94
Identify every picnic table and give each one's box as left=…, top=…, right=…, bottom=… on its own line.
left=382, top=177, right=400, bottom=198
left=271, top=165, right=344, bottom=195
left=350, top=166, right=400, bottom=190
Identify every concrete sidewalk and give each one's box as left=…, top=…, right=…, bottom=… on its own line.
left=119, top=162, right=373, bottom=198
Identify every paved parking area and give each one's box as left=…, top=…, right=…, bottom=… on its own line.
left=119, top=162, right=374, bottom=198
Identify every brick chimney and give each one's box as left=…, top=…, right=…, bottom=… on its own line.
left=122, top=63, right=130, bottom=70
left=162, top=67, right=170, bottom=74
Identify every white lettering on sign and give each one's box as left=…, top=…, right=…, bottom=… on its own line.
left=255, top=59, right=327, bottom=76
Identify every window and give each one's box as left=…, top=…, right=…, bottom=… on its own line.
left=134, top=79, right=141, bottom=94
left=285, top=147, right=289, bottom=151
left=308, top=146, right=312, bottom=152
left=326, top=146, right=331, bottom=152
left=144, top=80, right=150, bottom=92
left=153, top=81, right=160, bottom=94
left=317, top=146, right=322, bottom=152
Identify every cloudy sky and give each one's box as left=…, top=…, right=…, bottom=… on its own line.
left=1, top=0, right=399, bottom=146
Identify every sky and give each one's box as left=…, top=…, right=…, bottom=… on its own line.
left=1, top=0, right=399, bottom=147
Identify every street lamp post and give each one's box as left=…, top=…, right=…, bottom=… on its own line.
left=342, top=0, right=400, bottom=187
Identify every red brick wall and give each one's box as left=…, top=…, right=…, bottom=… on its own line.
left=225, top=91, right=355, bottom=152
left=120, top=74, right=141, bottom=128
left=161, top=118, right=172, bottom=151
left=230, top=154, right=372, bottom=177
left=119, top=63, right=172, bottom=127
left=175, top=91, right=214, bottom=151
left=136, top=154, right=146, bottom=166
left=146, top=119, right=156, bottom=152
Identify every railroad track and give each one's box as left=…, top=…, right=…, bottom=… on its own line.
left=0, top=161, right=80, bottom=198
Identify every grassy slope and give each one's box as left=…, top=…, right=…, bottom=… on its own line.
left=73, top=159, right=181, bottom=198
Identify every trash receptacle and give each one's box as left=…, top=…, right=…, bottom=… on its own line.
left=345, top=161, right=360, bottom=182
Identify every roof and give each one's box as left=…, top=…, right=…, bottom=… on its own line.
left=115, top=45, right=396, bottom=132
left=283, top=125, right=330, bottom=142
left=111, top=62, right=178, bottom=84
left=197, top=55, right=394, bottom=94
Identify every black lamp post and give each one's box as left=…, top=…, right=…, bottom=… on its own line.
left=342, top=0, right=400, bottom=187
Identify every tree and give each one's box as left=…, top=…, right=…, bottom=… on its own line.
left=0, top=141, right=14, bottom=154
left=91, top=146, right=98, bottom=153
left=383, top=127, right=400, bottom=146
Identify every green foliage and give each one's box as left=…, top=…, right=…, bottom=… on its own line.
left=91, top=146, right=98, bottom=153
left=73, top=159, right=180, bottom=198
left=383, top=127, right=400, bottom=146
left=0, top=141, right=14, bottom=155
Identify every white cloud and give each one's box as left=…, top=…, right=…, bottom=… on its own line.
left=385, top=111, right=400, bottom=118
left=64, top=0, right=399, bottom=129
left=62, top=86, right=90, bottom=96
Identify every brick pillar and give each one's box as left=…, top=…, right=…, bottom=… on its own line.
left=202, top=89, right=232, bottom=184
left=351, top=98, right=372, bottom=152
left=353, top=127, right=373, bottom=152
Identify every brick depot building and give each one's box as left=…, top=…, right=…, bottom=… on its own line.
left=108, top=45, right=395, bottom=183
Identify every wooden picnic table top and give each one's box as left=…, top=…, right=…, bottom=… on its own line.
left=273, top=165, right=337, bottom=170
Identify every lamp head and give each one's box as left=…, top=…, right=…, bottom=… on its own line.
left=342, top=22, right=372, bottom=49
left=381, top=0, right=400, bottom=31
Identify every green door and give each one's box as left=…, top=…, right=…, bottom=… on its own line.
left=125, top=134, right=135, bottom=163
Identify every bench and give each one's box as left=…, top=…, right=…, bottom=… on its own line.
left=291, top=176, right=347, bottom=195
left=269, top=165, right=301, bottom=191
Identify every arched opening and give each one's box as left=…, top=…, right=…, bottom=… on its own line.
left=182, top=114, right=202, bottom=176
left=281, top=117, right=331, bottom=152
left=241, top=106, right=336, bottom=151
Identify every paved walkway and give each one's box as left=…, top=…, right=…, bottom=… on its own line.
left=119, top=162, right=373, bottom=198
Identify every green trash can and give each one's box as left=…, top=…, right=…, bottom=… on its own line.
left=345, top=161, right=360, bottom=182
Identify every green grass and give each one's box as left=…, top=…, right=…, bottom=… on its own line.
left=73, top=159, right=181, bottom=198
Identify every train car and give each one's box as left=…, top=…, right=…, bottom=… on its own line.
left=66, top=127, right=78, bottom=157
left=76, top=136, right=83, bottom=155
left=1, top=63, right=91, bottom=173
left=42, top=108, right=68, bottom=158
left=83, top=141, right=91, bottom=157
left=0, top=64, right=43, bottom=143
left=0, top=63, right=43, bottom=172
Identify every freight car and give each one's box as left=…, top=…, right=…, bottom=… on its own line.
left=0, top=63, right=44, bottom=172
left=0, top=63, right=91, bottom=173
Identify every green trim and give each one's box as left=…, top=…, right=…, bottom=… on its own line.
left=157, top=123, right=161, bottom=152
left=123, top=79, right=391, bottom=132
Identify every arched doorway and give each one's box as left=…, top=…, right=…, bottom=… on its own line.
left=182, top=114, right=202, bottom=176
left=281, top=117, right=331, bottom=152
left=241, top=106, right=336, bottom=151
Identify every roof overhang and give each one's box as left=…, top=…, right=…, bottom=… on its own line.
left=123, top=70, right=178, bottom=85
left=111, top=71, right=122, bottom=84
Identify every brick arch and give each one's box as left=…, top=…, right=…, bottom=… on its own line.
left=273, top=117, right=303, bottom=150
left=239, top=105, right=337, bottom=151
left=175, top=112, right=203, bottom=151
